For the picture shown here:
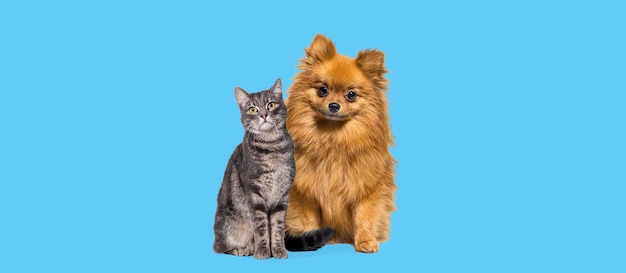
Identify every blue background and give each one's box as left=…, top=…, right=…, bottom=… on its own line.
left=1, top=1, right=624, bottom=272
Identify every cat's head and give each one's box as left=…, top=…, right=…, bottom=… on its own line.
left=235, top=78, right=287, bottom=135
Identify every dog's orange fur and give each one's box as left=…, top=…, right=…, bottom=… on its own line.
left=285, top=34, right=397, bottom=253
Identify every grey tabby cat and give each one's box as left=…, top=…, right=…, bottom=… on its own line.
left=213, top=78, right=334, bottom=259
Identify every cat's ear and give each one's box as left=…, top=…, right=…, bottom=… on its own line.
left=300, top=34, right=336, bottom=68
left=234, top=87, right=250, bottom=108
left=270, top=78, right=282, bottom=99
left=356, top=49, right=388, bottom=91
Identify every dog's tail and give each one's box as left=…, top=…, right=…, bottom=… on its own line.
left=285, top=227, right=335, bottom=251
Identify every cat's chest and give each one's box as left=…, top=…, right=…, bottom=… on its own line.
left=260, top=154, right=292, bottom=180
left=255, top=155, right=293, bottom=200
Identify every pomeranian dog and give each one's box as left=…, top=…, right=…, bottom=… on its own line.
left=284, top=34, right=397, bottom=253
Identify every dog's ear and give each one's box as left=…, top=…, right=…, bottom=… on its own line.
left=300, top=34, right=336, bottom=68
left=356, top=49, right=388, bottom=91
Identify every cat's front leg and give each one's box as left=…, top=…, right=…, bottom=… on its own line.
left=250, top=195, right=271, bottom=259
left=269, top=201, right=288, bottom=258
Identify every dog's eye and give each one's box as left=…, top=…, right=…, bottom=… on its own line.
left=346, top=90, right=357, bottom=102
left=318, top=85, right=329, bottom=97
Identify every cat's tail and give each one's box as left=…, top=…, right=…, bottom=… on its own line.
left=285, top=227, right=335, bottom=251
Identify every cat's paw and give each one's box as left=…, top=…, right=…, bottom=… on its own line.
left=354, top=240, right=379, bottom=253
left=272, top=246, right=288, bottom=259
left=228, top=246, right=253, bottom=256
left=253, top=247, right=271, bottom=259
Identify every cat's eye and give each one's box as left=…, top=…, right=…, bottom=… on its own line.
left=248, top=107, right=258, bottom=114
left=346, top=90, right=357, bottom=102
left=267, top=101, right=276, bottom=110
left=318, top=85, right=329, bottom=97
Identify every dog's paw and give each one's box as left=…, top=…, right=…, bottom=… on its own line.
left=253, top=247, right=271, bottom=259
left=355, top=240, right=379, bottom=253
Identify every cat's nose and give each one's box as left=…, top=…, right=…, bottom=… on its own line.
left=260, top=114, right=267, bottom=120
left=328, top=103, right=340, bottom=113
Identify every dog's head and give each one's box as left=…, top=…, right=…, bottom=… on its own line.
left=293, top=34, right=388, bottom=122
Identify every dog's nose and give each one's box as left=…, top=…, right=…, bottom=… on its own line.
left=328, top=103, right=340, bottom=113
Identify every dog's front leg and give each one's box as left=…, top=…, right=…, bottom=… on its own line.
left=353, top=190, right=393, bottom=253
left=285, top=188, right=322, bottom=234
